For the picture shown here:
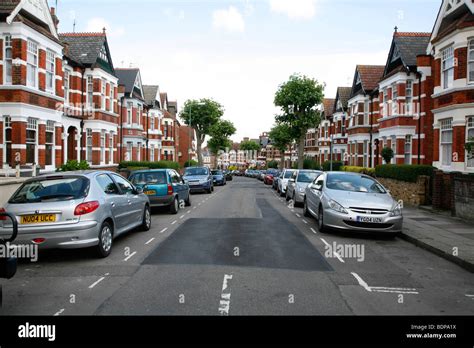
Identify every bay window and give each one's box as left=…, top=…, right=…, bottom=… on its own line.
left=87, top=76, right=93, bottom=108
left=404, top=135, right=412, bottom=164
left=3, top=116, right=12, bottom=166
left=26, top=118, right=37, bottom=164
left=64, top=70, right=70, bottom=105
left=406, top=80, right=413, bottom=115
left=442, top=46, right=454, bottom=89
left=469, top=40, right=474, bottom=84
left=392, top=84, right=398, bottom=115
left=27, top=41, right=38, bottom=88
left=4, top=35, right=12, bottom=84
left=46, top=50, right=55, bottom=93
left=109, top=133, right=114, bottom=164
left=100, top=130, right=106, bottom=164
left=86, top=129, right=93, bottom=163
left=101, top=79, right=106, bottom=110
left=440, top=118, right=453, bottom=166
left=127, top=102, right=132, bottom=125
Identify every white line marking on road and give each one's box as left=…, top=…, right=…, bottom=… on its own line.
left=187, top=211, right=191, bottom=214
left=180, top=215, right=185, bottom=219
left=123, top=251, right=137, bottom=262
left=218, top=274, right=233, bottom=316
left=466, top=294, right=474, bottom=298
left=351, top=273, right=419, bottom=294
left=310, top=228, right=317, bottom=234
left=54, top=308, right=65, bottom=316
left=160, top=228, right=168, bottom=234
left=351, top=272, right=372, bottom=292
left=89, top=276, right=105, bottom=289
left=296, top=213, right=301, bottom=218
left=320, top=238, right=344, bottom=263
left=302, top=219, right=308, bottom=224
left=193, top=207, right=197, bottom=210
left=145, top=238, right=155, bottom=245
left=171, top=220, right=177, bottom=225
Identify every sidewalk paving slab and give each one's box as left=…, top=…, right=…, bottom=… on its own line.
left=401, top=206, right=474, bottom=273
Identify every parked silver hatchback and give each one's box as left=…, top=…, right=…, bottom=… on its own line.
left=303, top=172, right=403, bottom=235
left=0, top=171, right=151, bottom=258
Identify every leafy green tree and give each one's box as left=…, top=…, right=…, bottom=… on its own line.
left=184, top=160, right=198, bottom=168
left=207, top=120, right=236, bottom=168
left=240, top=140, right=260, bottom=152
left=180, top=99, right=224, bottom=166
left=274, top=74, right=324, bottom=169
left=269, top=123, right=294, bottom=169
left=381, top=147, right=395, bottom=164
left=267, top=160, right=279, bottom=169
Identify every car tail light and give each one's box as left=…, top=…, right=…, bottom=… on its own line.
left=167, top=184, right=174, bottom=196
left=32, top=238, right=46, bottom=244
left=0, top=208, right=6, bottom=221
left=74, top=201, right=100, bottom=216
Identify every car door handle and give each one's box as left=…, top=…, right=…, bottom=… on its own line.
left=111, top=202, right=116, bottom=208
left=128, top=200, right=132, bottom=205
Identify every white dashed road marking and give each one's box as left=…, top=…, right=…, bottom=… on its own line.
left=145, top=238, right=155, bottom=245
left=89, top=276, right=106, bottom=289
left=352, top=272, right=419, bottom=295
left=54, top=308, right=65, bottom=316
left=160, top=228, right=168, bottom=234
left=171, top=220, right=177, bottom=225
left=310, top=228, right=317, bottom=234
left=320, top=238, right=345, bottom=263
left=124, top=251, right=137, bottom=262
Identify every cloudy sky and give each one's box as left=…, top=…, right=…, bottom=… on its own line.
left=49, top=0, right=441, bottom=142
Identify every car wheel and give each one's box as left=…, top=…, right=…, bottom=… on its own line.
left=170, top=197, right=179, bottom=214
left=140, top=205, right=151, bottom=231
left=318, top=206, right=327, bottom=233
left=185, top=193, right=191, bottom=207
left=303, top=199, right=311, bottom=217
left=96, top=222, right=113, bottom=258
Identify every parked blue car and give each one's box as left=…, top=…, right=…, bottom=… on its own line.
left=183, top=167, right=214, bottom=194
left=129, top=169, right=190, bottom=214
left=212, top=170, right=226, bottom=186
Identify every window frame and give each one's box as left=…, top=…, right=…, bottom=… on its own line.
left=45, top=120, right=55, bottom=166
left=4, top=35, right=12, bottom=85
left=86, top=128, right=93, bottom=163
left=404, top=135, right=412, bottom=165
left=45, top=50, right=55, bottom=93
left=442, top=46, right=455, bottom=90
left=392, top=84, right=398, bottom=115
left=87, top=76, right=94, bottom=108
left=26, top=40, right=38, bottom=88
left=468, top=40, right=474, bottom=84
left=466, top=116, right=474, bottom=168
left=406, top=80, right=413, bottom=115
left=440, top=118, right=453, bottom=166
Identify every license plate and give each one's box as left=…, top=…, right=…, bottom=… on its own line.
left=145, top=190, right=156, bottom=195
left=21, top=214, right=56, bottom=225
left=357, top=216, right=383, bottom=223
left=189, top=182, right=199, bottom=186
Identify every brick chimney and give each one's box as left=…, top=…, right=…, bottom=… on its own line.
left=50, top=7, right=60, bottom=30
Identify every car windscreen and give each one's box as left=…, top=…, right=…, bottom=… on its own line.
left=211, top=171, right=223, bottom=175
left=297, top=172, right=320, bottom=183
left=326, top=174, right=386, bottom=194
left=185, top=168, right=209, bottom=176
left=284, top=171, right=295, bottom=179
left=130, top=172, right=167, bottom=185
left=9, top=177, right=90, bottom=203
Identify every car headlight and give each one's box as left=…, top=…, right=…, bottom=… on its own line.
left=390, top=202, right=403, bottom=217
left=200, top=179, right=208, bottom=184
left=328, top=200, right=348, bottom=214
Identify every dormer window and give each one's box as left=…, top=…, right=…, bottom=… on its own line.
left=391, top=47, right=401, bottom=63
left=445, top=0, right=462, bottom=15
left=99, top=45, right=108, bottom=62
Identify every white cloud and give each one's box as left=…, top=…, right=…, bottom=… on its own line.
left=164, top=8, right=185, bottom=21
left=212, top=6, right=245, bottom=33
left=85, top=17, right=125, bottom=37
left=269, top=0, right=318, bottom=20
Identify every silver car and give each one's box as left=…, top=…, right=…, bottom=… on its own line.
left=303, top=172, right=403, bottom=234
left=286, top=170, right=322, bottom=206
left=0, top=171, right=151, bottom=258
left=278, top=169, right=296, bottom=197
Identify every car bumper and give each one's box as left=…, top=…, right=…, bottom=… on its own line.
left=294, top=190, right=305, bottom=203
left=0, top=220, right=101, bottom=250
left=189, top=182, right=211, bottom=192
left=213, top=179, right=225, bottom=185
left=147, top=195, right=174, bottom=207
left=324, top=209, right=403, bottom=233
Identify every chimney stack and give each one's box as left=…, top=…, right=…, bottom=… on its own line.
left=50, top=7, right=60, bottom=30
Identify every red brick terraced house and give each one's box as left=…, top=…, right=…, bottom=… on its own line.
left=316, top=98, right=335, bottom=164
left=305, top=99, right=332, bottom=160
left=60, top=30, right=119, bottom=168
left=0, top=0, right=65, bottom=173
left=178, top=125, right=196, bottom=168
left=377, top=30, right=433, bottom=166
left=143, top=85, right=164, bottom=162
left=347, top=65, right=385, bottom=167
left=160, top=93, right=179, bottom=162
left=116, top=68, right=148, bottom=162
left=167, top=100, right=181, bottom=163
left=421, top=0, right=474, bottom=173
left=331, top=87, right=352, bottom=163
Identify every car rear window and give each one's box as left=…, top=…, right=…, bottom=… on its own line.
left=9, top=177, right=89, bottom=203
left=130, top=172, right=167, bottom=185
left=212, top=171, right=223, bottom=175
left=284, top=171, right=295, bottom=179
left=326, top=174, right=386, bottom=194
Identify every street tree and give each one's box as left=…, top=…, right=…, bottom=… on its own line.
left=274, top=74, right=324, bottom=169
left=240, top=140, right=260, bottom=152
left=180, top=98, right=224, bottom=166
left=207, top=120, right=237, bottom=168
left=269, top=123, right=294, bottom=169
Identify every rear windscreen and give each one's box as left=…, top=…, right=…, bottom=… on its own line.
left=130, top=172, right=167, bottom=185
left=9, top=177, right=89, bottom=203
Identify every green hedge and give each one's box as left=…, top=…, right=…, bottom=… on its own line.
left=341, top=166, right=376, bottom=177
left=57, top=160, right=90, bottom=172
left=322, top=161, right=344, bottom=172
left=375, top=164, right=435, bottom=183
left=118, top=161, right=180, bottom=170
left=184, top=160, right=199, bottom=168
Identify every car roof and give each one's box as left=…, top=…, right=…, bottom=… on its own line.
left=130, top=169, right=169, bottom=174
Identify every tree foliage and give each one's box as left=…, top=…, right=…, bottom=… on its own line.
left=269, top=123, right=293, bottom=152
left=274, top=74, right=324, bottom=169
left=207, top=119, right=236, bottom=157
left=381, top=147, right=395, bottom=164
left=240, top=140, right=260, bottom=152
left=180, top=98, right=225, bottom=165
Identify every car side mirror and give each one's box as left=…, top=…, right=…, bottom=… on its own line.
left=135, top=187, right=144, bottom=195
left=289, top=179, right=295, bottom=183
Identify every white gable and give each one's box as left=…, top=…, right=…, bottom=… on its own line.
left=134, top=71, right=144, bottom=98
left=7, top=0, right=58, bottom=39
left=428, top=0, right=474, bottom=53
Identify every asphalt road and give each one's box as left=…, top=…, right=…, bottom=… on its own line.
left=1, top=177, right=474, bottom=315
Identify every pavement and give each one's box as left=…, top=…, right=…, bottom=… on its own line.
left=0, top=177, right=473, bottom=316
left=402, top=206, right=474, bottom=273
